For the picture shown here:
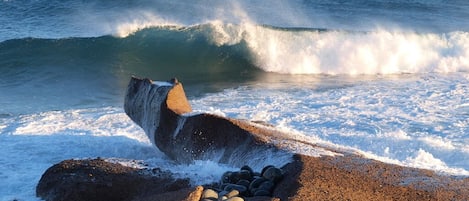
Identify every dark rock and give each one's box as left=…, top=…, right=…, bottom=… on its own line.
left=249, top=177, right=268, bottom=192
left=239, top=170, right=252, bottom=181
left=258, top=180, right=275, bottom=192
left=222, top=171, right=234, bottom=183
left=240, top=165, right=254, bottom=176
left=253, top=189, right=271, bottom=197
left=124, top=76, right=291, bottom=166
left=236, top=179, right=251, bottom=188
left=36, top=158, right=190, bottom=201
left=224, top=184, right=248, bottom=194
left=262, top=167, right=283, bottom=183
left=260, top=165, right=275, bottom=177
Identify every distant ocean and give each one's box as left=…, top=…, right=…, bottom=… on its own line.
left=1, top=0, right=468, bottom=200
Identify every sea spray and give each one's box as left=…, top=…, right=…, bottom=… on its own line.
left=206, top=23, right=469, bottom=74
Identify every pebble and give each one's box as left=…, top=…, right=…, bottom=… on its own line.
left=225, top=197, right=244, bottom=201
left=236, top=179, right=250, bottom=188
left=262, top=167, right=283, bottom=183
left=225, top=189, right=240, bottom=198
left=200, top=165, right=284, bottom=201
left=224, top=184, right=247, bottom=194
left=258, top=180, right=275, bottom=192
left=253, top=189, right=271, bottom=196
left=201, top=189, right=218, bottom=199
left=249, top=177, right=268, bottom=192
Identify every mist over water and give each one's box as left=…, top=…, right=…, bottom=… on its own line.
left=2, top=0, right=469, bottom=42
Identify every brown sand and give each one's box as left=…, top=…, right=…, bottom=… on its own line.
left=272, top=154, right=469, bottom=201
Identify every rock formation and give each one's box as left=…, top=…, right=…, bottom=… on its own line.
left=36, top=76, right=469, bottom=201
left=124, top=76, right=292, bottom=166
left=36, top=158, right=191, bottom=201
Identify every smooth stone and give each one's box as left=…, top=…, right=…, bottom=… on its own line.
left=240, top=165, right=253, bottom=174
left=261, top=165, right=275, bottom=176
left=225, top=197, right=244, bottom=201
left=258, top=180, right=275, bottom=192
left=222, top=171, right=233, bottom=183
left=249, top=177, right=268, bottom=191
left=224, top=184, right=247, bottom=194
left=262, top=167, right=283, bottom=183
left=229, top=171, right=241, bottom=183
left=220, top=183, right=228, bottom=191
left=253, top=189, right=271, bottom=196
left=236, top=179, right=250, bottom=188
left=201, top=188, right=219, bottom=199
left=225, top=189, right=240, bottom=198
left=238, top=170, right=252, bottom=181
left=218, top=190, right=229, bottom=197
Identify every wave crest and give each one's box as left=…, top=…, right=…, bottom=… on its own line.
left=207, top=23, right=469, bottom=75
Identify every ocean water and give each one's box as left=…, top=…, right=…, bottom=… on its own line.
left=1, top=0, right=469, bottom=200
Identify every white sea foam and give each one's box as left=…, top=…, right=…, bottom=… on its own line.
left=13, top=107, right=150, bottom=143
left=207, top=23, right=469, bottom=75
left=0, top=106, right=296, bottom=200
left=0, top=107, right=161, bottom=201
left=190, top=73, right=469, bottom=176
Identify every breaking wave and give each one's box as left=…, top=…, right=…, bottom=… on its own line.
left=1, top=22, right=468, bottom=77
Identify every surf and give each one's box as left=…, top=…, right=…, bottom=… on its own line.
left=2, top=22, right=468, bottom=79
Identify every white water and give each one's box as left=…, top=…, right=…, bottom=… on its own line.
left=191, top=73, right=469, bottom=175
left=0, top=107, right=288, bottom=200
left=1, top=73, right=468, bottom=200
left=2, top=1, right=469, bottom=200
left=206, top=22, right=469, bottom=75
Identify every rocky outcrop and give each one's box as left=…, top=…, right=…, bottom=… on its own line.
left=36, top=77, right=469, bottom=201
left=124, top=77, right=291, bottom=165
left=36, top=158, right=191, bottom=201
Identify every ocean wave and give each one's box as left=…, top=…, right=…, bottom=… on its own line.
left=203, top=22, right=469, bottom=74
left=2, top=22, right=468, bottom=76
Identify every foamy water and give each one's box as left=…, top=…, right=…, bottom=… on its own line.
left=1, top=74, right=467, bottom=201
left=2, top=1, right=469, bottom=200
left=191, top=73, right=469, bottom=175
left=206, top=23, right=469, bottom=75
left=0, top=107, right=292, bottom=200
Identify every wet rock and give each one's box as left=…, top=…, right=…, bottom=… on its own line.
left=258, top=180, right=275, bottom=192
left=201, top=189, right=218, bottom=200
left=236, top=179, right=251, bottom=188
left=253, top=189, right=271, bottom=197
left=124, top=77, right=291, bottom=166
left=224, top=184, right=248, bottom=194
left=225, top=189, right=240, bottom=198
left=249, top=177, right=269, bottom=193
left=225, top=197, right=245, bottom=201
left=36, top=158, right=190, bottom=201
left=202, top=165, right=284, bottom=201
left=262, top=167, right=283, bottom=183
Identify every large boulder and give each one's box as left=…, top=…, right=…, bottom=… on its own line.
left=124, top=77, right=292, bottom=165
left=123, top=76, right=469, bottom=201
left=36, top=158, right=191, bottom=201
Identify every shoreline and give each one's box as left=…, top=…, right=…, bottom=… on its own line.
left=36, top=76, right=469, bottom=200
left=37, top=153, right=469, bottom=201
